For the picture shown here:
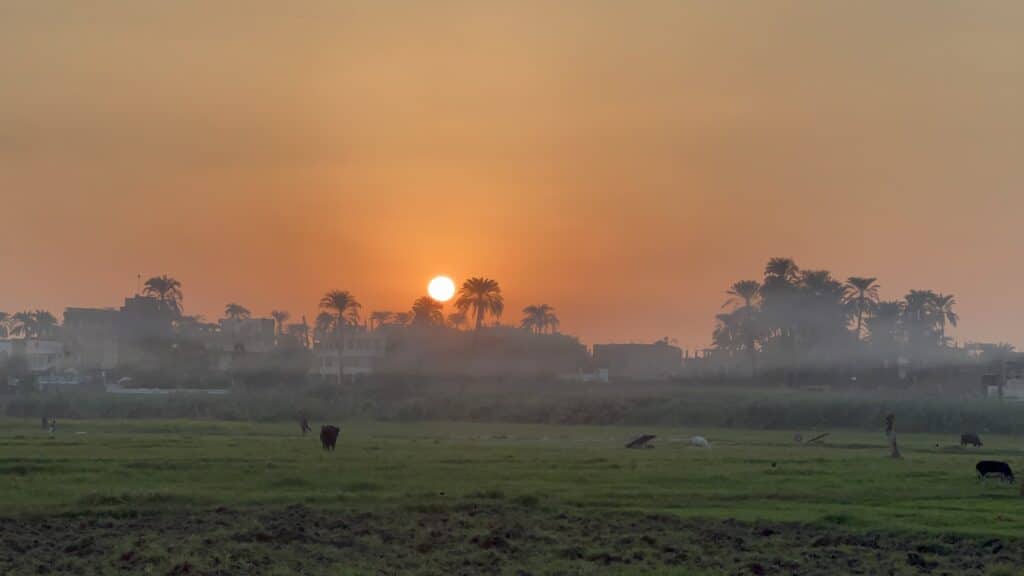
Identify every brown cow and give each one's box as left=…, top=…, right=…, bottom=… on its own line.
left=320, top=425, right=340, bottom=451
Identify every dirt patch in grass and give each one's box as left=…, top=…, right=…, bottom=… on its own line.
left=1, top=504, right=1022, bottom=575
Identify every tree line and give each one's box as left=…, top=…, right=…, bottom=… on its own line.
left=0, top=275, right=562, bottom=346
left=712, top=257, right=967, bottom=373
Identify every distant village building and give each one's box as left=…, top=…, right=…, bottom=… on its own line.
left=62, top=307, right=119, bottom=371
left=0, top=339, right=65, bottom=373
left=592, top=340, right=682, bottom=380
left=315, top=330, right=388, bottom=378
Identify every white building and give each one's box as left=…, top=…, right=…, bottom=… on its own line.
left=0, top=339, right=66, bottom=373
left=315, top=332, right=387, bottom=378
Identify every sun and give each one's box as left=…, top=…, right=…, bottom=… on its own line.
left=427, top=275, right=456, bottom=302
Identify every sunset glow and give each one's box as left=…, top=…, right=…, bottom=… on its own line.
left=427, top=276, right=456, bottom=302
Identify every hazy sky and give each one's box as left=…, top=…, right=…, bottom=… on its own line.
left=2, top=1, right=1022, bottom=350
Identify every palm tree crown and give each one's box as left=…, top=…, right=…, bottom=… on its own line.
left=845, top=276, right=880, bottom=340
left=319, top=290, right=361, bottom=328
left=724, top=280, right=761, bottom=309
left=521, top=304, right=560, bottom=334
left=10, top=310, right=58, bottom=339
left=455, top=277, right=504, bottom=331
left=411, top=297, right=444, bottom=326
left=224, top=303, right=251, bottom=321
left=143, top=275, right=183, bottom=315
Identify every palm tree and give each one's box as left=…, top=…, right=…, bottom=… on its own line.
left=760, top=258, right=800, bottom=352
left=521, top=304, right=560, bottom=334
left=712, top=311, right=741, bottom=355
left=271, top=310, right=290, bottom=336
left=933, top=293, right=958, bottom=345
left=867, top=300, right=904, bottom=352
left=845, top=277, right=880, bottom=340
left=142, top=275, right=183, bottom=315
left=33, top=311, right=58, bottom=339
left=724, top=280, right=760, bottom=310
left=224, top=303, right=251, bottom=321
left=369, top=311, right=394, bottom=331
left=314, top=312, right=336, bottom=345
left=411, top=297, right=444, bottom=326
left=722, top=282, right=761, bottom=374
left=455, top=277, right=504, bottom=331
left=764, top=258, right=800, bottom=284
left=319, top=290, right=361, bottom=328
left=393, top=312, right=412, bottom=326
left=319, top=290, right=361, bottom=382
left=10, top=311, right=36, bottom=339
left=904, top=289, right=940, bottom=349
left=10, top=310, right=58, bottom=339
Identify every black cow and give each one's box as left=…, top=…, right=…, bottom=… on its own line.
left=320, top=425, right=340, bottom=451
left=961, top=433, right=983, bottom=447
left=976, top=460, right=1014, bottom=483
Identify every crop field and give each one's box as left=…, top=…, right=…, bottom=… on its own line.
left=1, top=418, right=1023, bottom=575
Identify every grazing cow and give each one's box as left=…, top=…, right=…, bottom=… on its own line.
left=976, top=460, right=1014, bottom=483
left=961, top=433, right=983, bottom=447
left=625, top=434, right=656, bottom=449
left=320, top=425, right=340, bottom=451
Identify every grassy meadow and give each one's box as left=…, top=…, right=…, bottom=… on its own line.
left=2, top=418, right=1023, bottom=574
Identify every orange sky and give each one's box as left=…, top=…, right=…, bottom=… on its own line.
left=1, top=1, right=1022, bottom=350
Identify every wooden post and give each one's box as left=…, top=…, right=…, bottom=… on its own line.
left=885, top=413, right=902, bottom=459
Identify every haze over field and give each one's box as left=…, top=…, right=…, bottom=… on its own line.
left=2, top=1, right=1022, bottom=349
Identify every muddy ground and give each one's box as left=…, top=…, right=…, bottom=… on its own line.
left=1, top=503, right=1021, bottom=575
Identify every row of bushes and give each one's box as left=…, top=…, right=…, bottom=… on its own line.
left=3, top=377, right=1023, bottom=434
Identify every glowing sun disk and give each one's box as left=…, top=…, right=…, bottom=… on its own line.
left=428, top=275, right=456, bottom=302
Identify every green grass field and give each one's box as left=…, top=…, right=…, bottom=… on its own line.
left=2, top=419, right=1022, bottom=574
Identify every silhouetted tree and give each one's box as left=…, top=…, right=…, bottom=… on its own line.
left=143, top=275, right=183, bottom=315
left=904, top=289, right=940, bottom=352
left=521, top=304, right=559, bottom=334
left=0, top=312, right=8, bottom=338
left=314, top=312, right=335, bottom=345
left=845, top=277, right=880, bottom=340
left=369, top=311, right=393, bottom=331
left=320, top=290, right=361, bottom=328
left=933, top=293, right=958, bottom=345
left=10, top=310, right=57, bottom=339
left=224, top=303, right=251, bottom=321
left=411, top=297, right=444, bottom=326
left=724, top=280, right=760, bottom=310
left=319, top=290, right=361, bottom=382
left=455, top=277, right=504, bottom=331
left=393, top=312, right=412, bottom=326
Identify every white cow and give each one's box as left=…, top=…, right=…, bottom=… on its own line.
left=689, top=435, right=710, bottom=448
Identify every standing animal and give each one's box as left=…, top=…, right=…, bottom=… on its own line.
left=320, top=425, right=340, bottom=451
left=625, top=434, right=656, bottom=449
left=976, top=460, right=1014, bottom=483
left=689, top=436, right=710, bottom=448
left=961, top=433, right=983, bottom=447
